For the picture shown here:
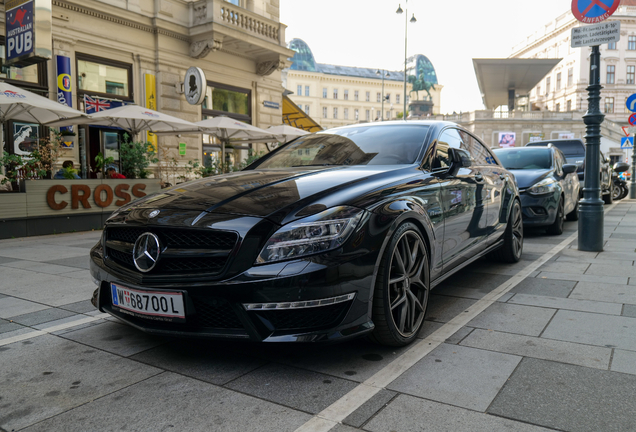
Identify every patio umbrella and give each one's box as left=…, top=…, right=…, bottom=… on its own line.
left=0, top=81, right=85, bottom=157
left=267, top=124, right=310, bottom=143
left=194, top=117, right=275, bottom=170
left=46, top=104, right=200, bottom=137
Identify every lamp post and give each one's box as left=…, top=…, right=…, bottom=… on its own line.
left=376, top=69, right=390, bottom=121
left=396, top=2, right=416, bottom=119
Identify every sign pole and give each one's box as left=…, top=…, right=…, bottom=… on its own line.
left=579, top=44, right=604, bottom=252
left=631, top=133, right=636, bottom=199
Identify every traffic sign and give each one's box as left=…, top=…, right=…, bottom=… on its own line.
left=571, top=21, right=620, bottom=47
left=622, top=137, right=634, bottom=149
left=626, top=94, right=636, bottom=113
left=572, top=0, right=620, bottom=24
left=629, top=113, right=636, bottom=126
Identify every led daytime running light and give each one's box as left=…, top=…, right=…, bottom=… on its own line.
left=266, top=219, right=350, bottom=249
left=243, top=293, right=355, bottom=311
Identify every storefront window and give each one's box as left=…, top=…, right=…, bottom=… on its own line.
left=0, top=40, right=44, bottom=86
left=203, top=85, right=249, bottom=117
left=77, top=54, right=131, bottom=98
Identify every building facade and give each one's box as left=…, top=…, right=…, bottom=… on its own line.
left=1, top=0, right=292, bottom=181
left=284, top=39, right=442, bottom=130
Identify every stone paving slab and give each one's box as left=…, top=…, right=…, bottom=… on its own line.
left=534, top=271, right=628, bottom=285
left=130, top=340, right=267, bottom=386
left=0, top=296, right=49, bottom=318
left=509, top=277, right=576, bottom=298
left=365, top=394, right=553, bottom=432
left=20, top=371, right=311, bottom=432
left=342, top=388, right=396, bottom=428
left=569, top=281, right=636, bottom=305
left=2, top=260, right=80, bottom=275
left=59, top=300, right=96, bottom=314
left=0, top=244, right=90, bottom=261
left=233, top=339, right=411, bottom=383
left=0, top=256, right=19, bottom=265
left=426, top=295, right=478, bottom=323
left=0, top=272, right=95, bottom=306
left=431, top=285, right=513, bottom=301
left=61, top=320, right=167, bottom=357
left=508, top=293, right=622, bottom=315
left=225, top=362, right=359, bottom=414
left=42, top=255, right=91, bottom=269
left=542, top=310, right=636, bottom=351
left=488, top=357, right=636, bottom=432
left=467, top=303, right=555, bottom=336
left=0, top=319, right=24, bottom=334
left=610, top=349, right=636, bottom=375
left=460, top=328, right=611, bottom=369
left=388, top=344, right=521, bottom=411
left=0, top=334, right=162, bottom=432
left=440, top=271, right=511, bottom=290
left=537, top=261, right=590, bottom=274
left=10, top=307, right=78, bottom=326
left=623, top=304, right=636, bottom=317
left=585, top=262, right=636, bottom=278
left=555, top=254, right=633, bottom=266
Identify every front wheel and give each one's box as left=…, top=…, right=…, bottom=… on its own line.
left=612, top=182, right=622, bottom=201
left=546, top=197, right=564, bottom=235
left=490, top=199, right=523, bottom=263
left=369, top=222, right=429, bottom=347
left=619, top=184, right=629, bottom=200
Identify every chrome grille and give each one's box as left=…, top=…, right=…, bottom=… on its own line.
left=105, top=227, right=238, bottom=276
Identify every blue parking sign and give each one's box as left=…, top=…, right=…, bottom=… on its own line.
left=621, top=137, right=633, bottom=149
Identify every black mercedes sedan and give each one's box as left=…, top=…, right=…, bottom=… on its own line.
left=493, top=146, right=580, bottom=235
left=90, top=121, right=523, bottom=346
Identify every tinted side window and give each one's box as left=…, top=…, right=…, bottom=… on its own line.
left=460, top=131, right=494, bottom=165
left=434, top=129, right=463, bottom=169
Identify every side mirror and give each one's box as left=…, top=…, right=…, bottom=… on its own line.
left=614, top=162, right=630, bottom=173
left=563, top=164, right=577, bottom=175
left=449, top=147, right=472, bottom=168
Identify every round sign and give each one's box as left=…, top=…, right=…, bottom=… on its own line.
left=629, top=113, right=636, bottom=126
left=184, top=67, right=207, bottom=105
left=572, top=0, right=620, bottom=24
left=626, top=94, right=636, bottom=113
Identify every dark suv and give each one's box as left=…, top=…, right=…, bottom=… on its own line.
left=525, top=139, right=613, bottom=203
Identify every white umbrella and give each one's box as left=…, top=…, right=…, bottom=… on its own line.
left=267, top=124, right=310, bottom=143
left=0, top=81, right=84, bottom=124
left=0, top=81, right=85, bottom=173
left=46, top=104, right=199, bottom=136
left=194, top=117, right=275, bottom=169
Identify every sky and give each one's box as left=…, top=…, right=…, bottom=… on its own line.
left=280, top=0, right=574, bottom=114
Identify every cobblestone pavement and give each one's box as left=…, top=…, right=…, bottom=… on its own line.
left=1, top=201, right=635, bottom=432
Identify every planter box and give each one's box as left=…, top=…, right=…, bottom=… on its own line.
left=0, top=179, right=161, bottom=239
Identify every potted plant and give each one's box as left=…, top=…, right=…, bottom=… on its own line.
left=119, top=134, right=158, bottom=179
left=94, top=152, right=114, bottom=178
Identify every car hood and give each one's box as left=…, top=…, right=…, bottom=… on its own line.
left=508, top=169, right=553, bottom=189
left=129, top=166, right=418, bottom=223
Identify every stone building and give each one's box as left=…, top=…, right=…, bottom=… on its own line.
left=1, top=0, right=293, bottom=179
left=283, top=38, right=443, bottom=130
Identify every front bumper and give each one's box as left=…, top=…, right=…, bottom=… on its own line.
left=519, top=191, right=559, bottom=227
left=90, top=247, right=377, bottom=343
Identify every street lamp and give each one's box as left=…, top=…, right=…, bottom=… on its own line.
left=396, top=2, right=416, bottom=119
left=376, top=69, right=390, bottom=121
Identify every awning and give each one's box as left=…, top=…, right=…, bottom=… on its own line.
left=282, top=95, right=323, bottom=132
left=473, top=58, right=562, bottom=109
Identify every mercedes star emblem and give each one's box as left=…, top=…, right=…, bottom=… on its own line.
left=148, top=210, right=160, bottom=218
left=133, top=232, right=161, bottom=272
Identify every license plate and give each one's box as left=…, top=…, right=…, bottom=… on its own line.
left=110, top=283, right=185, bottom=323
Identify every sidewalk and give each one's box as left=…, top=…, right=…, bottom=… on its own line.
left=0, top=201, right=635, bottom=432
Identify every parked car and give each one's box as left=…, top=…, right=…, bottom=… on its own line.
left=90, top=121, right=523, bottom=347
left=493, top=146, right=580, bottom=235
left=525, top=139, right=613, bottom=204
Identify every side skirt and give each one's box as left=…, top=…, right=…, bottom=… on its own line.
left=430, top=239, right=504, bottom=289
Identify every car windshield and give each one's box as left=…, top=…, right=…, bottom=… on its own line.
left=253, top=125, right=429, bottom=168
left=494, top=148, right=553, bottom=170
left=527, top=140, right=584, bottom=156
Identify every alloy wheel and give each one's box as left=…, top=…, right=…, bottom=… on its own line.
left=387, top=230, right=428, bottom=338
left=511, top=201, right=523, bottom=259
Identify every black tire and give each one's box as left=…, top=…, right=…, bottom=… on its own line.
left=603, top=188, right=613, bottom=205
left=368, top=222, right=429, bottom=347
left=490, top=199, right=523, bottom=263
left=619, top=185, right=629, bottom=200
left=546, top=197, right=564, bottom=235
left=566, top=199, right=579, bottom=221
left=612, top=182, right=622, bottom=201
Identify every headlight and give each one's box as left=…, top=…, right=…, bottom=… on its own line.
left=527, top=178, right=557, bottom=195
left=256, top=206, right=365, bottom=264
